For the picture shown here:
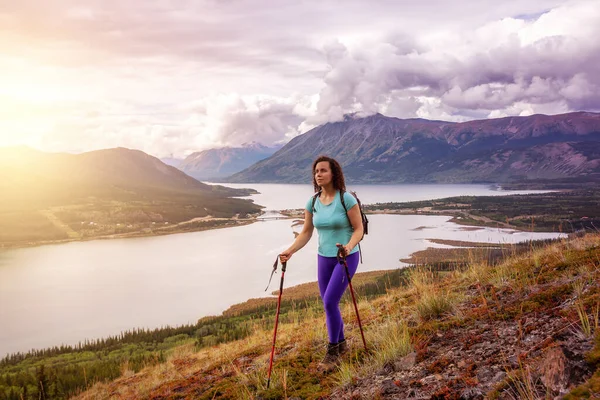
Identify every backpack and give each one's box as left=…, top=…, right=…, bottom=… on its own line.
left=311, top=190, right=369, bottom=262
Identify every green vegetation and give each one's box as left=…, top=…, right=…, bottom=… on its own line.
left=365, top=188, right=600, bottom=232
left=0, top=315, right=261, bottom=400
left=0, top=319, right=254, bottom=400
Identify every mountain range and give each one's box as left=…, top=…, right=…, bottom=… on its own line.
left=224, top=112, right=600, bottom=184
left=176, top=142, right=281, bottom=181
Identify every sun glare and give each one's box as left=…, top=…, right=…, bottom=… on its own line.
left=0, top=71, right=83, bottom=147
left=0, top=77, right=79, bottom=104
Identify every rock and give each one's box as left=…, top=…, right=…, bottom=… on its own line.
left=378, top=362, right=396, bottom=375
left=460, top=387, right=484, bottom=399
left=420, top=374, right=438, bottom=385
left=492, top=371, right=506, bottom=381
left=476, top=366, right=493, bottom=382
left=394, top=352, right=417, bottom=371
left=539, top=346, right=569, bottom=394
left=380, top=379, right=401, bottom=395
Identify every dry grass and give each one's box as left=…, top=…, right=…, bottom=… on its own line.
left=369, top=320, right=412, bottom=370
left=407, top=266, right=458, bottom=321
left=506, top=363, right=540, bottom=400
left=335, top=361, right=359, bottom=388
left=575, top=299, right=600, bottom=337
left=408, top=266, right=436, bottom=294
left=464, top=261, right=491, bottom=285
left=415, top=290, right=456, bottom=321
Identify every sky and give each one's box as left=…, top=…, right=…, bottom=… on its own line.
left=0, top=0, right=599, bottom=158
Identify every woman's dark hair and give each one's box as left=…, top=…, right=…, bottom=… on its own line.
left=312, top=156, right=346, bottom=192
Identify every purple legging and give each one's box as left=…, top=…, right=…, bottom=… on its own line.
left=317, top=252, right=359, bottom=344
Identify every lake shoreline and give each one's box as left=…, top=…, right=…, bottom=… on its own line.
left=2, top=184, right=572, bottom=251
left=1, top=206, right=555, bottom=252
left=0, top=218, right=258, bottom=252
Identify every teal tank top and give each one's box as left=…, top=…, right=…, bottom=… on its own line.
left=305, top=190, right=359, bottom=257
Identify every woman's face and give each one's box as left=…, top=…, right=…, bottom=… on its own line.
left=315, top=161, right=333, bottom=187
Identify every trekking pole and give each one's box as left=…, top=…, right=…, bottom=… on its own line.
left=266, top=257, right=287, bottom=389
left=337, top=245, right=368, bottom=352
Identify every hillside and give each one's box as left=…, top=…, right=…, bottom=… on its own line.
left=20, top=233, right=592, bottom=399
left=0, top=146, right=256, bottom=206
left=0, top=147, right=261, bottom=247
left=225, top=112, right=600, bottom=184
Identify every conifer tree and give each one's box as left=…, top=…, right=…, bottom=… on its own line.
left=36, top=365, right=49, bottom=400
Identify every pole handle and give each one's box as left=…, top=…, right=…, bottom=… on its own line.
left=336, top=244, right=347, bottom=264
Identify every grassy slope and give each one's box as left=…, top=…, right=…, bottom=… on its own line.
left=61, top=234, right=600, bottom=400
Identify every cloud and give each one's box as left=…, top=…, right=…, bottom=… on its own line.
left=34, top=94, right=310, bottom=158
left=183, top=94, right=308, bottom=152
left=0, top=0, right=598, bottom=156
left=312, top=0, right=600, bottom=122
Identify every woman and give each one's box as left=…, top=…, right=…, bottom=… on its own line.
left=279, top=156, right=364, bottom=371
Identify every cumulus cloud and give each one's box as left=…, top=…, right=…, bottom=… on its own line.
left=311, top=1, right=600, bottom=122
left=182, top=94, right=308, bottom=153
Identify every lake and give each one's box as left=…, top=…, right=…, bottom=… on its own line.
left=0, top=184, right=563, bottom=356
left=212, top=183, right=553, bottom=211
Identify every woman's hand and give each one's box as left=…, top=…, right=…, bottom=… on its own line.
left=279, top=249, right=294, bottom=263
left=336, top=243, right=352, bottom=257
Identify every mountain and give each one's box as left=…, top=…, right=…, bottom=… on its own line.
left=224, top=112, right=600, bottom=184
left=178, top=142, right=281, bottom=181
left=0, top=146, right=258, bottom=212
left=160, top=157, right=184, bottom=168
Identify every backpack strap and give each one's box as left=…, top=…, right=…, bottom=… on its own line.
left=340, top=190, right=363, bottom=264
left=311, top=191, right=321, bottom=214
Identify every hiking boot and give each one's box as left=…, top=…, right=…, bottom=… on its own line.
left=337, top=339, right=348, bottom=356
left=317, top=342, right=339, bottom=372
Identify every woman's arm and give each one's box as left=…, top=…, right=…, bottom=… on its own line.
left=279, top=209, right=314, bottom=262
left=338, top=204, right=363, bottom=256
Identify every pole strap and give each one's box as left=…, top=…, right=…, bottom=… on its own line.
left=265, top=254, right=281, bottom=292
